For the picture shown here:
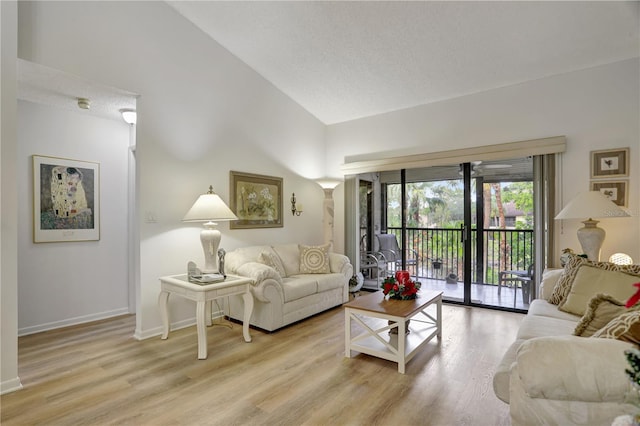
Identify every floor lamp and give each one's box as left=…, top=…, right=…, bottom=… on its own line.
left=555, top=191, right=629, bottom=261
left=316, top=179, right=342, bottom=246
left=183, top=186, right=238, bottom=273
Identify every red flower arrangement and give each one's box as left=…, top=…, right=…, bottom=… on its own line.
left=625, top=282, right=640, bottom=308
left=381, top=270, right=421, bottom=300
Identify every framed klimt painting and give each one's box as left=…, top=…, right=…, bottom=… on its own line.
left=33, top=155, right=100, bottom=242
left=590, top=180, right=628, bottom=207
left=590, top=148, right=629, bottom=178
left=229, top=171, right=283, bottom=229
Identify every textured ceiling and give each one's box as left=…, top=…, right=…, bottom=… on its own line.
left=169, top=1, right=640, bottom=124
left=17, top=59, right=138, bottom=123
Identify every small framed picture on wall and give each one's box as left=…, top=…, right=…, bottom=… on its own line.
left=590, top=147, right=629, bottom=178
left=590, top=180, right=628, bottom=207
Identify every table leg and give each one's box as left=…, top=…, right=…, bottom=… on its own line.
left=196, top=301, right=208, bottom=360
left=158, top=290, right=170, bottom=340
left=345, top=308, right=352, bottom=358
left=398, top=318, right=406, bottom=374
left=241, top=291, right=253, bottom=343
left=205, top=301, right=212, bottom=327
left=437, top=296, right=442, bottom=339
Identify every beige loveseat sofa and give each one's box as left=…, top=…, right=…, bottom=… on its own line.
left=494, top=256, right=640, bottom=425
left=224, top=243, right=352, bottom=331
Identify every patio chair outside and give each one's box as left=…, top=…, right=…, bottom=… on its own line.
left=498, top=263, right=534, bottom=306
left=375, top=233, right=420, bottom=278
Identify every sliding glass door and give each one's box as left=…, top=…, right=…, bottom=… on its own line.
left=378, top=157, right=534, bottom=311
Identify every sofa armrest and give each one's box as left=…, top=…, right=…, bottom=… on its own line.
left=514, top=335, right=635, bottom=402
left=329, top=253, right=353, bottom=278
left=235, top=262, right=284, bottom=303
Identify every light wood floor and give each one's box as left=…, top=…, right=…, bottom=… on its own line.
left=1, top=302, right=523, bottom=426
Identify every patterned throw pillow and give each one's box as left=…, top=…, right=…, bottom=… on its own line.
left=258, top=251, right=287, bottom=278
left=299, top=243, right=331, bottom=274
left=558, top=266, right=640, bottom=316
left=574, top=294, right=627, bottom=337
left=548, top=254, right=640, bottom=305
left=592, top=310, right=640, bottom=344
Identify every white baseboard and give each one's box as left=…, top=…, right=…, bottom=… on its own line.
left=133, top=309, right=225, bottom=341
left=18, top=307, right=130, bottom=337
left=1, top=377, right=23, bottom=395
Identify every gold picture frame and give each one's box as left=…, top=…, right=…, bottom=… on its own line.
left=590, top=147, right=629, bottom=178
left=229, top=171, right=283, bottom=229
left=33, top=155, right=100, bottom=243
left=590, top=180, right=628, bottom=207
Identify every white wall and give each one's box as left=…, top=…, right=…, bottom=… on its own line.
left=17, top=1, right=328, bottom=339
left=16, top=100, right=131, bottom=335
left=1, top=0, right=22, bottom=395
left=327, top=59, right=640, bottom=264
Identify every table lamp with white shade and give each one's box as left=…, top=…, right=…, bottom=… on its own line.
left=554, top=191, right=630, bottom=261
left=183, top=185, right=238, bottom=273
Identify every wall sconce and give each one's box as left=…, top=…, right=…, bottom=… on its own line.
left=291, top=193, right=303, bottom=216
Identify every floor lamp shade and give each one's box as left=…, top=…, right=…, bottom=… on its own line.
left=183, top=186, right=237, bottom=273
left=555, top=191, right=629, bottom=261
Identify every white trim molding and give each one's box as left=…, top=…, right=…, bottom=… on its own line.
left=1, top=377, right=23, bottom=395
left=340, top=136, right=566, bottom=175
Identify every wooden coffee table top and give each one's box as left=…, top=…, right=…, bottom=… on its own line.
left=344, top=290, right=443, bottom=318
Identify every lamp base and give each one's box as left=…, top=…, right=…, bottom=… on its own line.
left=200, top=222, right=221, bottom=273
left=577, top=218, right=605, bottom=262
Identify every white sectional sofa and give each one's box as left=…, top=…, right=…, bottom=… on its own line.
left=224, top=243, right=353, bottom=331
left=494, top=258, right=640, bottom=426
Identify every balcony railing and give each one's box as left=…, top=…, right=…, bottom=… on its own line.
left=363, top=227, right=534, bottom=286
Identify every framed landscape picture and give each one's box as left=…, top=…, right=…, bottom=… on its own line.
left=590, top=148, right=629, bottom=178
left=590, top=180, right=628, bottom=207
left=33, top=155, right=100, bottom=242
left=229, top=171, right=283, bottom=229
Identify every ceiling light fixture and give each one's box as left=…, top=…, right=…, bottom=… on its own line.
left=120, top=109, right=137, bottom=125
left=77, top=98, right=90, bottom=110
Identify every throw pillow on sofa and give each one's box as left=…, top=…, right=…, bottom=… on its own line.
left=299, top=243, right=331, bottom=274
left=574, top=294, right=628, bottom=337
left=258, top=251, right=287, bottom=278
left=548, top=254, right=640, bottom=305
left=558, top=266, right=640, bottom=316
left=592, top=310, right=640, bottom=344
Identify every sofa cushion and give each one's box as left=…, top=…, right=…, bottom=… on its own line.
left=258, top=250, right=287, bottom=277
left=516, top=315, right=578, bottom=340
left=527, top=299, right=580, bottom=322
left=549, top=255, right=640, bottom=305
left=539, top=268, right=563, bottom=301
left=592, top=310, right=640, bottom=344
left=299, top=243, right=331, bottom=274
left=226, top=245, right=273, bottom=273
left=314, top=273, right=346, bottom=292
left=558, top=266, right=639, bottom=316
left=281, top=276, right=317, bottom=302
left=272, top=244, right=301, bottom=276
left=574, top=294, right=627, bottom=337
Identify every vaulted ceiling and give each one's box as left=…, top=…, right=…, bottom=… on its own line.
left=168, top=1, right=640, bottom=125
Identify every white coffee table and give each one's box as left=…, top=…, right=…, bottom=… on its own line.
left=158, top=274, right=254, bottom=359
left=344, top=290, right=442, bottom=373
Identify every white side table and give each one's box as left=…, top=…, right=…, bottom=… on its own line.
left=158, top=274, right=254, bottom=360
